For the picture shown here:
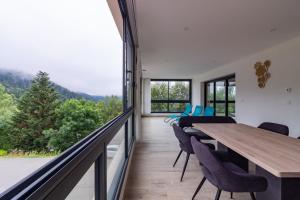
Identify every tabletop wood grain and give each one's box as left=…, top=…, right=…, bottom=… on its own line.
left=193, top=123, right=300, bottom=178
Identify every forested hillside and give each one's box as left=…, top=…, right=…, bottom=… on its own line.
left=0, top=71, right=123, bottom=153
left=0, top=69, right=104, bottom=100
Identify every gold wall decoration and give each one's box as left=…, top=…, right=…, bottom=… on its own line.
left=254, top=60, right=271, bottom=88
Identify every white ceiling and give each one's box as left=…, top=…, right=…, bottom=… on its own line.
left=134, top=0, right=300, bottom=78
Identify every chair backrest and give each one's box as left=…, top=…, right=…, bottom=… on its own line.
left=204, top=106, right=214, bottom=116
left=172, top=125, right=194, bottom=153
left=191, top=136, right=228, bottom=184
left=183, top=103, right=192, bottom=115
left=258, top=122, right=289, bottom=136
left=192, top=105, right=203, bottom=116
left=178, top=116, right=236, bottom=128
left=191, top=136, right=268, bottom=192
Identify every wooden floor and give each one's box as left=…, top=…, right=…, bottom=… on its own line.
left=123, top=117, right=251, bottom=200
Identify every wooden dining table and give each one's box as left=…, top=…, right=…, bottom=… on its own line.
left=192, top=123, right=300, bottom=200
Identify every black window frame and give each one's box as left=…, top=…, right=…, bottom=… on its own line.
left=0, top=1, right=136, bottom=200
left=150, top=79, right=192, bottom=113
left=204, top=74, right=235, bottom=117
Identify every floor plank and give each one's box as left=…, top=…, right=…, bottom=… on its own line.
left=123, top=117, right=251, bottom=200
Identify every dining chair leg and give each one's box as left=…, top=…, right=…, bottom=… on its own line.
left=192, top=177, right=206, bottom=200
left=250, top=192, right=256, bottom=200
left=180, top=153, right=190, bottom=182
left=173, top=150, right=183, bottom=167
left=230, top=192, right=233, bottom=199
left=215, top=189, right=222, bottom=200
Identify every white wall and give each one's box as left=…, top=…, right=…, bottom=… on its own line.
left=142, top=78, right=151, bottom=115
left=193, top=35, right=300, bottom=138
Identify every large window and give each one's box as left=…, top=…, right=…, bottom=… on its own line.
left=204, top=75, right=235, bottom=117
left=151, top=79, right=192, bottom=113
left=0, top=0, right=135, bottom=199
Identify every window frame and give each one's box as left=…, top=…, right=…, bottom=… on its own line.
left=150, top=79, right=192, bottom=113
left=0, top=1, right=136, bottom=200
left=204, top=74, right=235, bottom=117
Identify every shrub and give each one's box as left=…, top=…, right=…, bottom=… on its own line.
left=0, top=149, right=8, bottom=156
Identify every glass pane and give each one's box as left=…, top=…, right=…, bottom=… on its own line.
left=169, top=81, right=190, bottom=100
left=66, top=163, right=95, bottom=200
left=206, top=82, right=214, bottom=102
left=228, top=103, right=235, bottom=117
left=126, top=26, right=134, bottom=108
left=150, top=81, right=168, bottom=100
left=216, top=81, right=226, bottom=101
left=127, top=116, right=133, bottom=151
left=228, top=77, right=236, bottom=101
left=216, top=103, right=226, bottom=116
left=126, top=71, right=133, bottom=108
left=0, top=0, right=123, bottom=192
left=151, top=103, right=168, bottom=112
left=169, top=103, right=186, bottom=112
left=107, top=126, right=125, bottom=198
left=206, top=101, right=214, bottom=107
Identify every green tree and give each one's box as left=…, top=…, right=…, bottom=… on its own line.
left=151, top=82, right=168, bottom=112
left=169, top=82, right=189, bottom=100
left=45, top=96, right=123, bottom=152
left=45, top=99, right=102, bottom=151
left=11, top=71, right=60, bottom=151
left=99, top=96, right=123, bottom=123
left=0, top=84, right=17, bottom=150
left=169, top=82, right=189, bottom=112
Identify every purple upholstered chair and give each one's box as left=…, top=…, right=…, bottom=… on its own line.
left=191, top=136, right=267, bottom=200
left=179, top=116, right=236, bottom=140
left=172, top=125, right=215, bottom=182
left=258, top=122, right=289, bottom=136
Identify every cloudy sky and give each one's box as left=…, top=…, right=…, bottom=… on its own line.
left=0, top=0, right=123, bottom=96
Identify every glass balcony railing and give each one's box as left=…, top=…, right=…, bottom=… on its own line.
left=0, top=109, right=134, bottom=200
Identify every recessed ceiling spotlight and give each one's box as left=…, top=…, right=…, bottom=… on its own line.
left=270, top=28, right=277, bottom=33
left=184, top=26, right=190, bottom=31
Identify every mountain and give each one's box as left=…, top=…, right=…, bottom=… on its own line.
left=0, top=69, right=104, bottom=101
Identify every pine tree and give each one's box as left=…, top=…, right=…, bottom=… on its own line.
left=11, top=71, right=60, bottom=151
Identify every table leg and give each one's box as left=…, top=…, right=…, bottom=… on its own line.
left=256, top=166, right=300, bottom=200
left=217, top=142, right=248, bottom=172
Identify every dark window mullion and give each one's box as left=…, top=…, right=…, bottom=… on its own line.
left=213, top=81, right=216, bottom=116
left=167, top=81, right=170, bottom=112
left=225, top=79, right=229, bottom=116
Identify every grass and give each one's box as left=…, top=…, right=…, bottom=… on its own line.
left=0, top=150, right=59, bottom=158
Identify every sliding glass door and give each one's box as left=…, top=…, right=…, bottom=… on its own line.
left=204, top=75, right=235, bottom=117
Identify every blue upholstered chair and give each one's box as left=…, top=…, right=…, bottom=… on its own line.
left=164, top=103, right=192, bottom=123
left=203, top=106, right=214, bottom=116
left=191, top=105, right=203, bottom=116
left=191, top=136, right=267, bottom=200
